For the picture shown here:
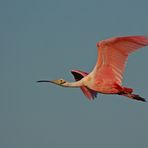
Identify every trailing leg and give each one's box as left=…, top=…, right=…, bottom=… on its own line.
left=121, top=93, right=146, bottom=102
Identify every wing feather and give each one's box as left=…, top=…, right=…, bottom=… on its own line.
left=94, top=36, right=148, bottom=84
left=71, top=70, right=98, bottom=100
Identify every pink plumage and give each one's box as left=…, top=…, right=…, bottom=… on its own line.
left=72, top=36, right=148, bottom=101
left=38, top=35, right=148, bottom=102
left=94, top=36, right=148, bottom=85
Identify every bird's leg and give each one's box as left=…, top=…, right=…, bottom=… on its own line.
left=120, top=93, right=146, bottom=102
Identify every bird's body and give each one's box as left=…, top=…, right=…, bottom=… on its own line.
left=37, top=35, right=148, bottom=102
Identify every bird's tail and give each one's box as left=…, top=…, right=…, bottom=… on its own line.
left=122, top=93, right=146, bottom=102
left=114, top=84, right=146, bottom=102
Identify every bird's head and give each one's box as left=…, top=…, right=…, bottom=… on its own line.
left=37, top=78, right=67, bottom=87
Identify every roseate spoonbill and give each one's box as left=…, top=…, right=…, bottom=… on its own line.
left=37, top=35, right=148, bottom=102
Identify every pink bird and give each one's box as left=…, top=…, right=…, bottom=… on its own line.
left=37, top=35, right=148, bottom=102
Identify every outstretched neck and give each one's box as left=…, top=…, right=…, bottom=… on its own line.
left=63, top=80, right=83, bottom=87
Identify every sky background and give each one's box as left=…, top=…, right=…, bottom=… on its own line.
left=1, top=0, right=148, bottom=148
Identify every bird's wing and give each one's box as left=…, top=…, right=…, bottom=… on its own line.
left=71, top=70, right=97, bottom=100
left=94, top=36, right=148, bottom=84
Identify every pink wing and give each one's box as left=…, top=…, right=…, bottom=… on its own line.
left=71, top=70, right=97, bottom=100
left=94, top=36, right=148, bottom=84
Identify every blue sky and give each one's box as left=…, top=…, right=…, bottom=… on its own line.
left=0, top=0, right=148, bottom=148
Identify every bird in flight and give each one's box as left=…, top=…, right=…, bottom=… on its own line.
left=37, top=35, right=148, bottom=102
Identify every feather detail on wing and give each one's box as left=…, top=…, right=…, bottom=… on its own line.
left=94, top=36, right=148, bottom=84
left=71, top=70, right=97, bottom=100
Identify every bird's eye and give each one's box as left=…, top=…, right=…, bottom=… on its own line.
left=59, top=79, right=65, bottom=84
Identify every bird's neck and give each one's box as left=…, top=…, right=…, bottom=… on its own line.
left=63, top=80, right=83, bottom=87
